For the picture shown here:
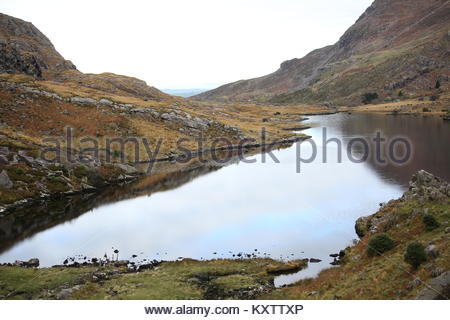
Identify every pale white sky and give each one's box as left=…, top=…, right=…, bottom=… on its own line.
left=1, top=0, right=373, bottom=89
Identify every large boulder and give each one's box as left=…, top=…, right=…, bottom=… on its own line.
left=416, top=271, right=450, bottom=300
left=13, top=258, right=39, bottom=268
left=403, top=170, right=450, bottom=202
left=355, top=216, right=370, bottom=238
left=0, top=170, right=13, bottom=189
left=113, top=163, right=138, bottom=174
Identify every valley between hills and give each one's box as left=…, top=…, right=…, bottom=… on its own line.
left=0, top=0, right=449, bottom=300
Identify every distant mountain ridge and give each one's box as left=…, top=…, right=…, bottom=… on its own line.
left=0, top=13, right=170, bottom=101
left=194, top=0, right=450, bottom=105
left=162, top=88, right=209, bottom=97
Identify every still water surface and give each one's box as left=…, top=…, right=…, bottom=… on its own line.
left=1, top=113, right=449, bottom=286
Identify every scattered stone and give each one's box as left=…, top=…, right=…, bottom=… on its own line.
left=186, top=277, right=202, bottom=284
left=307, top=291, right=318, bottom=297
left=114, top=163, right=138, bottom=174
left=81, top=183, right=96, bottom=192
left=114, top=260, right=129, bottom=267
left=351, top=254, right=361, bottom=262
left=329, top=253, right=339, bottom=258
left=99, top=98, right=113, bottom=106
left=424, top=263, right=433, bottom=270
left=407, top=277, right=422, bottom=290
left=309, top=258, right=322, bottom=263
left=13, top=258, right=39, bottom=268
left=56, top=285, right=81, bottom=300
left=70, top=96, right=97, bottom=105
left=0, top=170, right=13, bottom=189
left=431, top=268, right=444, bottom=278
left=445, top=227, right=450, bottom=234
left=330, top=258, right=340, bottom=266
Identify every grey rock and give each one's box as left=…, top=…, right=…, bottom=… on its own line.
left=26, top=258, right=39, bottom=268
left=0, top=154, right=8, bottom=165
left=309, top=258, right=322, bottom=263
left=431, top=268, right=444, bottom=278
left=307, top=291, right=318, bottom=296
left=351, top=254, right=361, bottom=262
left=445, top=227, right=450, bottom=234
left=355, top=216, right=370, bottom=238
left=70, top=96, right=97, bottom=105
left=424, top=263, right=433, bottom=270
left=407, top=277, right=422, bottom=290
left=416, top=271, right=450, bottom=299
left=114, top=260, right=129, bottom=267
left=99, top=98, right=113, bottom=106
left=13, top=258, right=39, bottom=268
left=56, top=285, right=80, bottom=300
left=17, top=153, right=36, bottom=166
left=425, top=245, right=439, bottom=259
left=0, top=146, right=9, bottom=155
left=404, top=170, right=450, bottom=202
left=0, top=170, right=13, bottom=189
left=114, top=163, right=137, bottom=174
left=81, top=183, right=96, bottom=192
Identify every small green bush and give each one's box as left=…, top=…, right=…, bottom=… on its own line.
left=404, top=242, right=427, bottom=269
left=362, top=92, right=379, bottom=104
left=435, top=80, right=441, bottom=89
left=430, top=95, right=439, bottom=101
left=423, top=214, right=440, bottom=231
left=366, top=233, right=395, bottom=256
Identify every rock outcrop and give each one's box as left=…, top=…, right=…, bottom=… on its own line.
left=0, top=170, right=13, bottom=189
left=0, top=13, right=76, bottom=78
left=355, top=170, right=450, bottom=238
left=0, top=13, right=170, bottom=101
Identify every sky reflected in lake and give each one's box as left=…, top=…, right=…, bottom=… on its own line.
left=1, top=113, right=449, bottom=285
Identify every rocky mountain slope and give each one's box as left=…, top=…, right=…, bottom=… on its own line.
left=0, top=13, right=169, bottom=101
left=195, top=0, right=450, bottom=106
left=0, top=13, right=76, bottom=78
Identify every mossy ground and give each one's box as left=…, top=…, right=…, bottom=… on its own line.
left=0, top=258, right=306, bottom=300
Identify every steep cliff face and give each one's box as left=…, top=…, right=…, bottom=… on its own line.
left=0, top=13, right=169, bottom=100
left=0, top=13, right=77, bottom=78
left=195, top=0, right=450, bottom=105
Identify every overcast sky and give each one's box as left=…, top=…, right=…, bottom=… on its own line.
left=1, top=0, right=373, bottom=89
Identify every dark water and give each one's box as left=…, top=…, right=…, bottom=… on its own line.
left=0, top=113, right=449, bottom=286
